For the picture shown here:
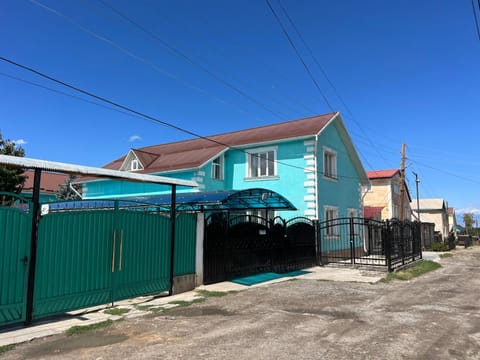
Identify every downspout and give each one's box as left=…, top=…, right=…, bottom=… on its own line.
left=314, top=134, right=319, bottom=220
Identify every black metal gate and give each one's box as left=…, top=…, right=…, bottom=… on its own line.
left=204, top=214, right=316, bottom=284
left=318, top=217, right=422, bottom=271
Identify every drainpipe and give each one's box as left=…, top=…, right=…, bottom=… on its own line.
left=314, top=134, right=319, bottom=220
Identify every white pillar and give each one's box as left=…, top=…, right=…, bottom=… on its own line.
left=195, top=212, right=205, bottom=286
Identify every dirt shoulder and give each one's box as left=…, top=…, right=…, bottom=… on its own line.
left=3, top=247, right=480, bottom=360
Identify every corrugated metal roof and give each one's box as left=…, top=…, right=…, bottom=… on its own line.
left=414, top=198, right=446, bottom=210
left=367, top=169, right=399, bottom=179
left=103, top=113, right=336, bottom=173
left=0, top=155, right=197, bottom=188
left=23, top=170, right=69, bottom=193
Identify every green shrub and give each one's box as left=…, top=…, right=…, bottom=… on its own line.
left=431, top=242, right=449, bottom=252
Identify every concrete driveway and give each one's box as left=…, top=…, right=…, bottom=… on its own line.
left=2, top=246, right=480, bottom=360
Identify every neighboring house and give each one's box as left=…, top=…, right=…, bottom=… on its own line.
left=447, top=207, right=457, bottom=237
left=363, top=169, right=412, bottom=220
left=22, top=170, right=69, bottom=202
left=411, top=198, right=449, bottom=240
left=82, top=112, right=370, bottom=221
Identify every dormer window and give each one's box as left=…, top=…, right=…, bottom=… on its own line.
left=120, top=150, right=144, bottom=172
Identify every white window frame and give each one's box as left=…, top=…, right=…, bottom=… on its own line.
left=211, top=154, right=224, bottom=180
left=324, top=206, right=339, bottom=237
left=323, top=147, right=337, bottom=180
left=246, top=146, right=277, bottom=179
left=130, top=158, right=140, bottom=171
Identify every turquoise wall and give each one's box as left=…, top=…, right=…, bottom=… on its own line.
left=227, top=139, right=310, bottom=218
left=83, top=171, right=196, bottom=199
left=316, top=122, right=361, bottom=220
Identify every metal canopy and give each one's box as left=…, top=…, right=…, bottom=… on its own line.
left=0, top=155, right=197, bottom=187
left=127, top=188, right=297, bottom=212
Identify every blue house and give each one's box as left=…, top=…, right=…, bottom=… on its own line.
left=82, top=112, right=369, bottom=221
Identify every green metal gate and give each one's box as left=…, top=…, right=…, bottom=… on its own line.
left=0, top=196, right=32, bottom=325
left=0, top=198, right=197, bottom=326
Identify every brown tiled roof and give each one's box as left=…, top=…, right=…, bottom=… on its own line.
left=104, top=113, right=337, bottom=173
left=367, top=169, right=399, bottom=179
left=23, top=170, right=68, bottom=193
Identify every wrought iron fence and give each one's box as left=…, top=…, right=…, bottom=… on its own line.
left=319, top=217, right=422, bottom=271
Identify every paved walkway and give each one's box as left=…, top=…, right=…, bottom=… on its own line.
left=0, top=265, right=386, bottom=347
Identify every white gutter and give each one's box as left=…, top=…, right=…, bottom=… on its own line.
left=0, top=155, right=198, bottom=188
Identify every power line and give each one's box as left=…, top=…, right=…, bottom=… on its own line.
left=276, top=0, right=392, bottom=169
left=95, top=0, right=288, bottom=120
left=28, top=0, right=286, bottom=120
left=265, top=0, right=334, bottom=112
left=472, top=0, right=480, bottom=40
left=0, top=56, right=363, bottom=181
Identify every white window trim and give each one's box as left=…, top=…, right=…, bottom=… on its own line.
left=120, top=150, right=144, bottom=172
left=211, top=154, right=224, bottom=181
left=245, top=146, right=278, bottom=179
left=322, top=146, right=337, bottom=181
left=324, top=205, right=339, bottom=238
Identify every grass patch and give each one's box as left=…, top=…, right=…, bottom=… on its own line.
left=0, top=344, right=15, bottom=356
left=381, top=260, right=441, bottom=283
left=104, top=307, right=130, bottom=316
left=196, top=289, right=228, bottom=298
left=168, top=297, right=206, bottom=308
left=65, top=319, right=114, bottom=336
left=440, top=253, right=453, bottom=258
left=135, top=304, right=164, bottom=313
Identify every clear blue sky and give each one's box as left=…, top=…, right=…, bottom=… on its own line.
left=1, top=1, right=479, bottom=223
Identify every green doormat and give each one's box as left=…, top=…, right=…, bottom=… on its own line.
left=231, top=270, right=310, bottom=286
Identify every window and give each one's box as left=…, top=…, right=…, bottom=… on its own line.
left=323, top=148, right=337, bottom=179
left=211, top=155, right=224, bottom=180
left=247, top=149, right=276, bottom=178
left=393, top=184, right=400, bottom=194
left=130, top=159, right=140, bottom=171
left=325, top=206, right=339, bottom=236
left=393, top=205, right=399, bottom=219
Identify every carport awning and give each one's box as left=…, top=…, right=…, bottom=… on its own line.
left=126, top=188, right=296, bottom=211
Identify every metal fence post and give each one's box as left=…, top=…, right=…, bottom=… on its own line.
left=384, top=220, right=392, bottom=272
left=313, top=220, right=321, bottom=266
left=25, top=168, right=41, bottom=325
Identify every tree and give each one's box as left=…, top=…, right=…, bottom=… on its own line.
left=56, top=174, right=81, bottom=200
left=463, top=212, right=475, bottom=235
left=0, top=131, right=26, bottom=205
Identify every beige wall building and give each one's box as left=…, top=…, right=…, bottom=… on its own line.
left=363, top=169, right=411, bottom=220
left=412, top=198, right=449, bottom=240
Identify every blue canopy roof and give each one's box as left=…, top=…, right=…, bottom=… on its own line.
left=126, top=188, right=296, bottom=211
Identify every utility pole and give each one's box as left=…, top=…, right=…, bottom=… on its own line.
left=399, top=143, right=406, bottom=221
left=412, top=171, right=420, bottom=222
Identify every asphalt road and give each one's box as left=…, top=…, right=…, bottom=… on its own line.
left=3, top=246, right=480, bottom=360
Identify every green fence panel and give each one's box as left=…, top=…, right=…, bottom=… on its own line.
left=174, top=213, right=197, bottom=276
left=0, top=206, right=32, bottom=326
left=112, top=211, right=171, bottom=301
left=34, top=211, right=114, bottom=318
